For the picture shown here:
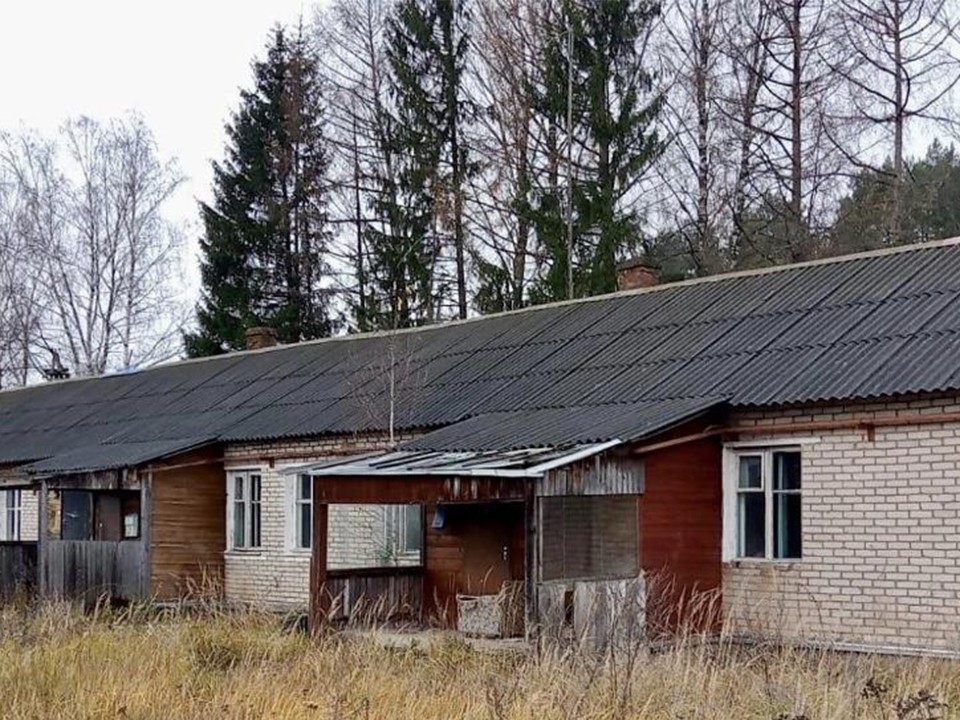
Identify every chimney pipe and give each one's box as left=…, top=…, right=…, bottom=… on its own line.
left=616, top=259, right=659, bottom=291
left=245, top=326, right=278, bottom=351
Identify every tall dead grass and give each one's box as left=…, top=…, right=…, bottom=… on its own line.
left=0, top=600, right=954, bottom=719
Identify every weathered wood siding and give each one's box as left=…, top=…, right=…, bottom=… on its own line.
left=320, top=567, right=423, bottom=622
left=640, top=429, right=723, bottom=635
left=43, top=540, right=147, bottom=601
left=424, top=502, right=525, bottom=626
left=0, top=542, right=37, bottom=598
left=537, top=454, right=644, bottom=496
left=149, top=447, right=225, bottom=600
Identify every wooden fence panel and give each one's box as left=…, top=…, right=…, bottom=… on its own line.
left=0, top=542, right=37, bottom=599
left=320, top=567, right=423, bottom=623
left=43, top=540, right=147, bottom=602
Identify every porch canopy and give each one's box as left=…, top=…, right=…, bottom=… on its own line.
left=301, top=397, right=726, bottom=631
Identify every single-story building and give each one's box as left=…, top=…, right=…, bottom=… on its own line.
left=2, top=239, right=960, bottom=654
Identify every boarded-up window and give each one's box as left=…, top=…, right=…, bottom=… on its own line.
left=540, top=496, right=638, bottom=581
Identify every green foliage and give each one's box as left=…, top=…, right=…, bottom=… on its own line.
left=185, top=26, right=335, bottom=356
left=831, top=141, right=960, bottom=254
left=364, top=0, right=473, bottom=330
left=529, top=0, right=664, bottom=303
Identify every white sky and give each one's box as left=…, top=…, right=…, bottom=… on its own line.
left=0, top=0, right=315, bottom=295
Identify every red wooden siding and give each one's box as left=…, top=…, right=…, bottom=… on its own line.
left=639, top=431, right=723, bottom=634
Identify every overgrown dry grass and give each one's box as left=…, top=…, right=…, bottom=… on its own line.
left=0, top=601, right=955, bottom=719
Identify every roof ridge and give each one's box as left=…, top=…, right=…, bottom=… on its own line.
left=3, top=236, right=958, bottom=397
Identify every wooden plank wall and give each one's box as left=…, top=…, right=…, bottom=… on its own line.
left=0, top=542, right=36, bottom=599
left=321, top=567, right=423, bottom=622
left=538, top=453, right=644, bottom=496
left=149, top=447, right=226, bottom=600
left=639, top=428, right=723, bottom=636
left=43, top=540, right=146, bottom=601
left=423, top=502, right=525, bottom=626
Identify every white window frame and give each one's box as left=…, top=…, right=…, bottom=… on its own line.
left=384, top=504, right=423, bottom=559
left=227, top=470, right=262, bottom=550
left=293, top=473, right=312, bottom=551
left=723, top=440, right=812, bottom=562
left=1, top=489, right=21, bottom=542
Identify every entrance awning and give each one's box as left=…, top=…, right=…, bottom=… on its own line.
left=302, top=441, right=622, bottom=479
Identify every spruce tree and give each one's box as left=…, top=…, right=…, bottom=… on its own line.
left=185, top=26, right=334, bottom=356
left=530, top=0, right=663, bottom=302
left=369, top=0, right=472, bottom=328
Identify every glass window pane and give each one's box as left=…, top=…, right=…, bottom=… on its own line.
left=250, top=498, right=261, bottom=548
left=404, top=505, right=422, bottom=552
left=738, top=455, right=762, bottom=489
left=299, top=504, right=311, bottom=549
left=774, top=451, right=801, bottom=490
left=233, top=501, right=246, bottom=548
left=250, top=475, right=261, bottom=501
left=774, top=493, right=802, bottom=559
left=738, top=493, right=765, bottom=558
left=234, top=476, right=244, bottom=500
left=62, top=491, right=93, bottom=541
left=299, top=475, right=312, bottom=501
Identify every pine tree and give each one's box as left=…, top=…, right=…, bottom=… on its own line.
left=369, top=0, right=472, bottom=328
left=530, top=0, right=663, bottom=302
left=185, top=26, right=334, bottom=356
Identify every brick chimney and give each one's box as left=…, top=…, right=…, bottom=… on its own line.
left=245, top=326, right=278, bottom=351
left=616, top=259, right=659, bottom=291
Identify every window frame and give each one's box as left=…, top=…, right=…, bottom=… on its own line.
left=384, top=504, right=423, bottom=559
left=723, top=441, right=809, bottom=563
left=2, top=489, right=21, bottom=542
left=294, top=474, right=313, bottom=551
left=228, top=470, right=263, bottom=551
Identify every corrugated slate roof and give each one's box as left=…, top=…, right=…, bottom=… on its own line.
left=4, top=239, right=960, bottom=468
left=24, top=439, right=213, bottom=475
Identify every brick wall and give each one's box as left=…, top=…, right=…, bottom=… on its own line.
left=724, top=394, right=960, bottom=653
left=222, top=433, right=414, bottom=611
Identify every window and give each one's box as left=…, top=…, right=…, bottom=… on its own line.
left=50, top=490, right=140, bottom=541
left=295, top=475, right=312, bottom=549
left=540, top=495, right=639, bottom=581
left=230, top=472, right=262, bottom=549
left=2, top=489, right=21, bottom=541
left=730, top=448, right=802, bottom=560
left=384, top=504, right=422, bottom=558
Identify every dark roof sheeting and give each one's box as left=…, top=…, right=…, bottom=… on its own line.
left=3, top=240, right=960, bottom=466
left=24, top=439, right=213, bottom=475
left=399, top=397, right=722, bottom=452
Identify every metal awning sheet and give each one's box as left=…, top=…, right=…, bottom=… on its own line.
left=305, top=441, right=622, bottom=479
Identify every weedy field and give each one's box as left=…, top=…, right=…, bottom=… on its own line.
left=0, top=602, right=954, bottom=720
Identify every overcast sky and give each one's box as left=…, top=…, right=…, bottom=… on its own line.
left=1, top=0, right=314, bottom=293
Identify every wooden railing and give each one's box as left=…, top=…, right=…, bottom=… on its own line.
left=42, top=540, right=147, bottom=602
left=0, top=542, right=37, bottom=600
left=321, top=566, right=424, bottom=623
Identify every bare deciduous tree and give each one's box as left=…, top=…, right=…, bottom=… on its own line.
left=0, top=115, right=186, bottom=383
left=831, top=0, right=960, bottom=244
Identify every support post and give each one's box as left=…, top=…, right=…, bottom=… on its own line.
left=524, top=483, right=538, bottom=644
left=309, top=499, right=329, bottom=635
left=37, top=479, right=47, bottom=598
left=140, top=469, right=152, bottom=599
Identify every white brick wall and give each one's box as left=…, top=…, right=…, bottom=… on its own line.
left=724, top=394, right=960, bottom=653
left=222, top=434, right=412, bottom=611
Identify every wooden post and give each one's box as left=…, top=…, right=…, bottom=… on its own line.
left=523, top=483, right=538, bottom=644
left=140, top=469, right=152, bottom=599
left=309, top=499, right=329, bottom=635
left=37, top=479, right=47, bottom=598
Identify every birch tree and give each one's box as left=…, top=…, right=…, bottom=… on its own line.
left=1, top=116, right=186, bottom=379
